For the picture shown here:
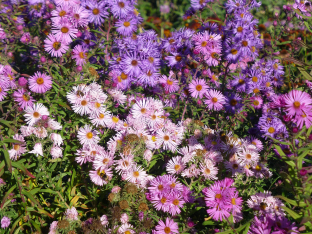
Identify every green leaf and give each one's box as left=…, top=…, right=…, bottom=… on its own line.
left=1, top=185, right=16, bottom=208
left=282, top=206, right=301, bottom=220
left=274, top=145, right=296, bottom=167
left=242, top=222, right=251, bottom=234
left=12, top=161, right=36, bottom=178
left=218, top=220, right=252, bottom=234
left=298, top=66, right=312, bottom=81
left=202, top=220, right=215, bottom=225
left=22, top=189, right=42, bottom=209
left=0, top=148, right=12, bottom=173
left=40, top=189, right=57, bottom=194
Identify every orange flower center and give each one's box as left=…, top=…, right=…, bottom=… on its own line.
left=33, top=112, right=40, bottom=118
left=36, top=78, right=44, bottom=85
left=123, top=21, right=130, bottom=27
left=86, top=132, right=93, bottom=139
left=61, top=27, right=69, bottom=33
left=92, top=8, right=99, bottom=15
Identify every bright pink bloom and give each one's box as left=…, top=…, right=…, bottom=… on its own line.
left=29, top=72, right=52, bottom=93
left=284, top=90, right=312, bottom=117
left=188, top=79, right=209, bottom=99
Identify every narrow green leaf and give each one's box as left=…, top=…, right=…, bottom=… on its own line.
left=0, top=148, right=12, bottom=172
left=282, top=206, right=301, bottom=220
left=298, top=66, right=312, bottom=81
left=22, top=189, right=42, bottom=209
left=1, top=185, right=16, bottom=208
left=12, top=161, right=36, bottom=178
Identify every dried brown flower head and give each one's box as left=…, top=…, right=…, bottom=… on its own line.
left=57, top=220, right=70, bottom=229
left=138, top=202, right=149, bottom=211
left=119, top=200, right=129, bottom=210
left=108, top=193, right=115, bottom=202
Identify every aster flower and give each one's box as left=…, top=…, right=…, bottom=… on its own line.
left=72, top=45, right=88, bottom=66
left=24, top=103, right=49, bottom=126
left=89, top=167, right=113, bottom=186
left=8, top=134, right=27, bottom=160
left=49, top=221, right=58, bottom=234
left=1, top=216, right=10, bottom=229
left=200, top=160, right=218, bottom=180
left=29, top=143, right=44, bottom=156
left=166, top=156, right=185, bottom=174
left=250, top=96, right=263, bottom=109
left=110, top=0, right=133, bottom=18
left=131, top=98, right=150, bottom=120
left=44, top=34, right=69, bottom=57
left=70, top=5, right=90, bottom=27
left=77, top=125, right=100, bottom=146
left=0, top=85, right=8, bottom=101
left=122, top=53, right=142, bottom=77
left=156, top=130, right=177, bottom=152
left=284, top=90, right=312, bottom=117
left=118, top=223, right=135, bottom=234
left=155, top=218, right=179, bottom=234
left=29, top=72, right=52, bottom=94
left=237, top=148, right=259, bottom=166
left=189, top=79, right=209, bottom=99
left=52, top=19, right=78, bottom=44
left=13, top=89, right=35, bottom=110
left=86, top=0, right=108, bottom=25
left=224, top=93, right=243, bottom=114
left=158, top=74, right=179, bottom=93
left=205, top=89, right=225, bottom=111
left=116, top=17, right=138, bottom=36
left=65, top=207, right=78, bottom=221
left=125, top=165, right=147, bottom=184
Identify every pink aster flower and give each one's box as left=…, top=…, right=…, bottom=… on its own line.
left=205, top=89, right=225, bottom=111
left=44, top=34, right=69, bottom=57
left=89, top=167, right=113, bottom=186
left=72, top=44, right=88, bottom=66
left=8, top=134, right=27, bottom=160
left=49, top=221, right=58, bottom=234
left=1, top=216, right=10, bottom=229
left=250, top=96, right=263, bottom=109
left=295, top=109, right=312, bottom=129
left=13, top=89, right=35, bottom=110
left=29, top=143, right=43, bottom=156
left=155, top=218, right=179, bottom=234
left=284, top=90, right=312, bottom=117
left=69, top=5, right=90, bottom=27
left=52, top=18, right=78, bottom=44
left=20, top=32, right=31, bottom=44
left=188, top=78, right=209, bottom=99
left=0, top=84, right=8, bottom=102
left=158, top=74, right=179, bottom=93
left=29, top=72, right=52, bottom=94
left=77, top=125, right=100, bottom=146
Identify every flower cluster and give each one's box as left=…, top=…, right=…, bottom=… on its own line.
left=202, top=178, right=243, bottom=222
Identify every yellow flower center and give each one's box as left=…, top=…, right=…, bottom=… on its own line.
left=33, top=112, right=40, bottom=118
left=59, top=10, right=66, bottom=17
left=196, top=84, right=202, bottom=91
left=268, top=127, right=275, bottom=133
left=86, top=132, right=93, bottom=139
left=123, top=21, right=130, bottom=27
left=293, top=101, right=300, bottom=108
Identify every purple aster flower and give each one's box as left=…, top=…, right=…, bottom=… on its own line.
left=122, top=53, right=142, bottom=77
left=29, top=72, right=52, bottom=94
left=1, top=216, right=10, bottom=229
left=115, top=17, right=138, bottom=36
left=20, top=32, right=31, bottom=44
left=248, top=216, right=272, bottom=234
left=165, top=53, right=185, bottom=69
left=44, top=34, right=69, bottom=57
left=224, top=93, right=243, bottom=114
left=230, top=73, right=248, bottom=92
left=86, top=0, right=108, bottom=25
left=110, top=0, right=133, bottom=19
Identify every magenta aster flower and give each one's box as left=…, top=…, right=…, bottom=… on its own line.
left=158, top=74, right=179, bottom=93
left=52, top=18, right=78, bottom=44
left=284, top=90, right=312, bottom=117
left=13, top=89, right=35, bottom=110
left=155, top=218, right=179, bottom=234
left=188, top=79, right=209, bottom=99
left=72, top=45, right=88, bottom=66
left=69, top=5, right=90, bottom=27
left=29, top=72, right=52, bottom=93
left=205, top=89, right=225, bottom=111
left=44, top=34, right=69, bottom=57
